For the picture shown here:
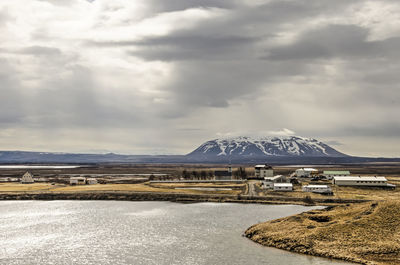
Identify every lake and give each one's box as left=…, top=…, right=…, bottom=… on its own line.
left=0, top=165, right=81, bottom=169
left=0, top=201, right=351, bottom=265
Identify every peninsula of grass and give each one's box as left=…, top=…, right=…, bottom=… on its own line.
left=245, top=201, right=400, bottom=265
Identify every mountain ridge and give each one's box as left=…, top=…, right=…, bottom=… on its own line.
left=187, top=136, right=347, bottom=157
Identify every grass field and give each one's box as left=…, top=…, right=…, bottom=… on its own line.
left=0, top=182, right=242, bottom=195
left=246, top=201, right=400, bottom=265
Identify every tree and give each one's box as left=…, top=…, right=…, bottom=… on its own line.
left=200, top=170, right=207, bottom=180
left=149, top=174, right=155, bottom=181
left=182, top=170, right=190, bottom=179
left=208, top=171, right=214, bottom=180
left=235, top=167, right=247, bottom=179
left=192, top=170, right=199, bottom=180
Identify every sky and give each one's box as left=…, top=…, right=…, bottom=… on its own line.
left=0, top=0, right=399, bottom=157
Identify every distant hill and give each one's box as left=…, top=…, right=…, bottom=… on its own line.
left=0, top=137, right=399, bottom=164
left=187, top=136, right=347, bottom=159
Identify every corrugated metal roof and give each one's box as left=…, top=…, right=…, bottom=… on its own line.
left=323, top=170, right=350, bottom=175
left=274, top=183, right=292, bottom=187
left=304, top=185, right=329, bottom=188
left=264, top=175, right=283, bottom=181
left=333, top=176, right=387, bottom=181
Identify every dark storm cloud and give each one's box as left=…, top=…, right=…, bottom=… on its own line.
left=129, top=34, right=260, bottom=61
left=267, top=25, right=400, bottom=61
left=0, top=58, right=24, bottom=124
left=28, top=65, right=144, bottom=129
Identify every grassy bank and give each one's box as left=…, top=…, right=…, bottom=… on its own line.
left=245, top=201, right=400, bottom=265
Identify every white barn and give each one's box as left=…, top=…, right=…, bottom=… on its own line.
left=303, top=185, right=332, bottom=194
left=21, top=172, right=34, bottom=184
left=295, top=168, right=318, bottom=177
left=254, top=165, right=273, bottom=179
left=70, top=176, right=86, bottom=185
left=273, top=183, right=293, bottom=191
left=332, top=176, right=395, bottom=188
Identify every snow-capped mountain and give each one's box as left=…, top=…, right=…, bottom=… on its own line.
left=187, top=136, right=347, bottom=157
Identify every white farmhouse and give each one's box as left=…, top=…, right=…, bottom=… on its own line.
left=295, top=168, right=318, bottom=177
left=21, top=172, right=34, bottom=184
left=70, top=176, right=86, bottom=185
left=302, top=185, right=332, bottom=194
left=333, top=176, right=395, bottom=188
left=87, top=178, right=98, bottom=185
left=254, top=164, right=273, bottom=179
left=273, top=183, right=293, bottom=191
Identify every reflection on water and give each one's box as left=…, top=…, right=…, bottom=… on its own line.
left=0, top=201, right=352, bottom=265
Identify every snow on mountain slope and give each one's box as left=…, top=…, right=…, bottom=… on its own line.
left=187, top=136, right=347, bottom=157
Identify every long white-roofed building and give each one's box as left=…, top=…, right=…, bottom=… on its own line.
left=273, top=183, right=293, bottom=191
left=333, top=176, right=395, bottom=188
left=303, top=185, right=332, bottom=194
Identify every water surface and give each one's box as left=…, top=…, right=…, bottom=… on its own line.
left=0, top=201, right=351, bottom=265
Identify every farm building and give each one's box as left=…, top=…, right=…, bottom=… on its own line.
left=295, top=168, right=318, bottom=177
left=264, top=175, right=286, bottom=183
left=273, top=183, right=293, bottom=191
left=70, top=176, right=86, bottom=185
left=21, top=172, right=34, bottom=184
left=87, top=178, right=98, bottom=185
left=254, top=164, right=273, bottom=179
left=302, top=185, right=332, bottom=194
left=262, top=175, right=286, bottom=189
left=323, top=170, right=350, bottom=179
left=332, top=176, right=395, bottom=188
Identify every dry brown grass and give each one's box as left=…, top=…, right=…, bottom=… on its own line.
left=0, top=183, right=56, bottom=192
left=0, top=182, right=241, bottom=195
left=245, top=201, right=400, bottom=265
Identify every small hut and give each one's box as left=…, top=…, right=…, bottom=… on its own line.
left=21, top=172, right=34, bottom=184
left=87, top=178, right=98, bottom=185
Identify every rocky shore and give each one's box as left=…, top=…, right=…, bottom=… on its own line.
left=245, top=201, right=400, bottom=265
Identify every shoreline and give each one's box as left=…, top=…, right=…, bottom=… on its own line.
left=0, top=191, right=371, bottom=206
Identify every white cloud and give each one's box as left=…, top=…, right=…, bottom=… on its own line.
left=267, top=128, right=296, bottom=136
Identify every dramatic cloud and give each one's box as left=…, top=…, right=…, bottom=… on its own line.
left=0, top=0, right=399, bottom=156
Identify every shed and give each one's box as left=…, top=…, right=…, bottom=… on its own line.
left=273, top=183, right=293, bottom=191
left=303, top=185, right=332, bottom=194
left=87, top=178, right=98, bottom=185
left=70, top=176, right=86, bottom=185
left=295, top=168, right=318, bottom=177
left=21, top=172, right=34, bottom=184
